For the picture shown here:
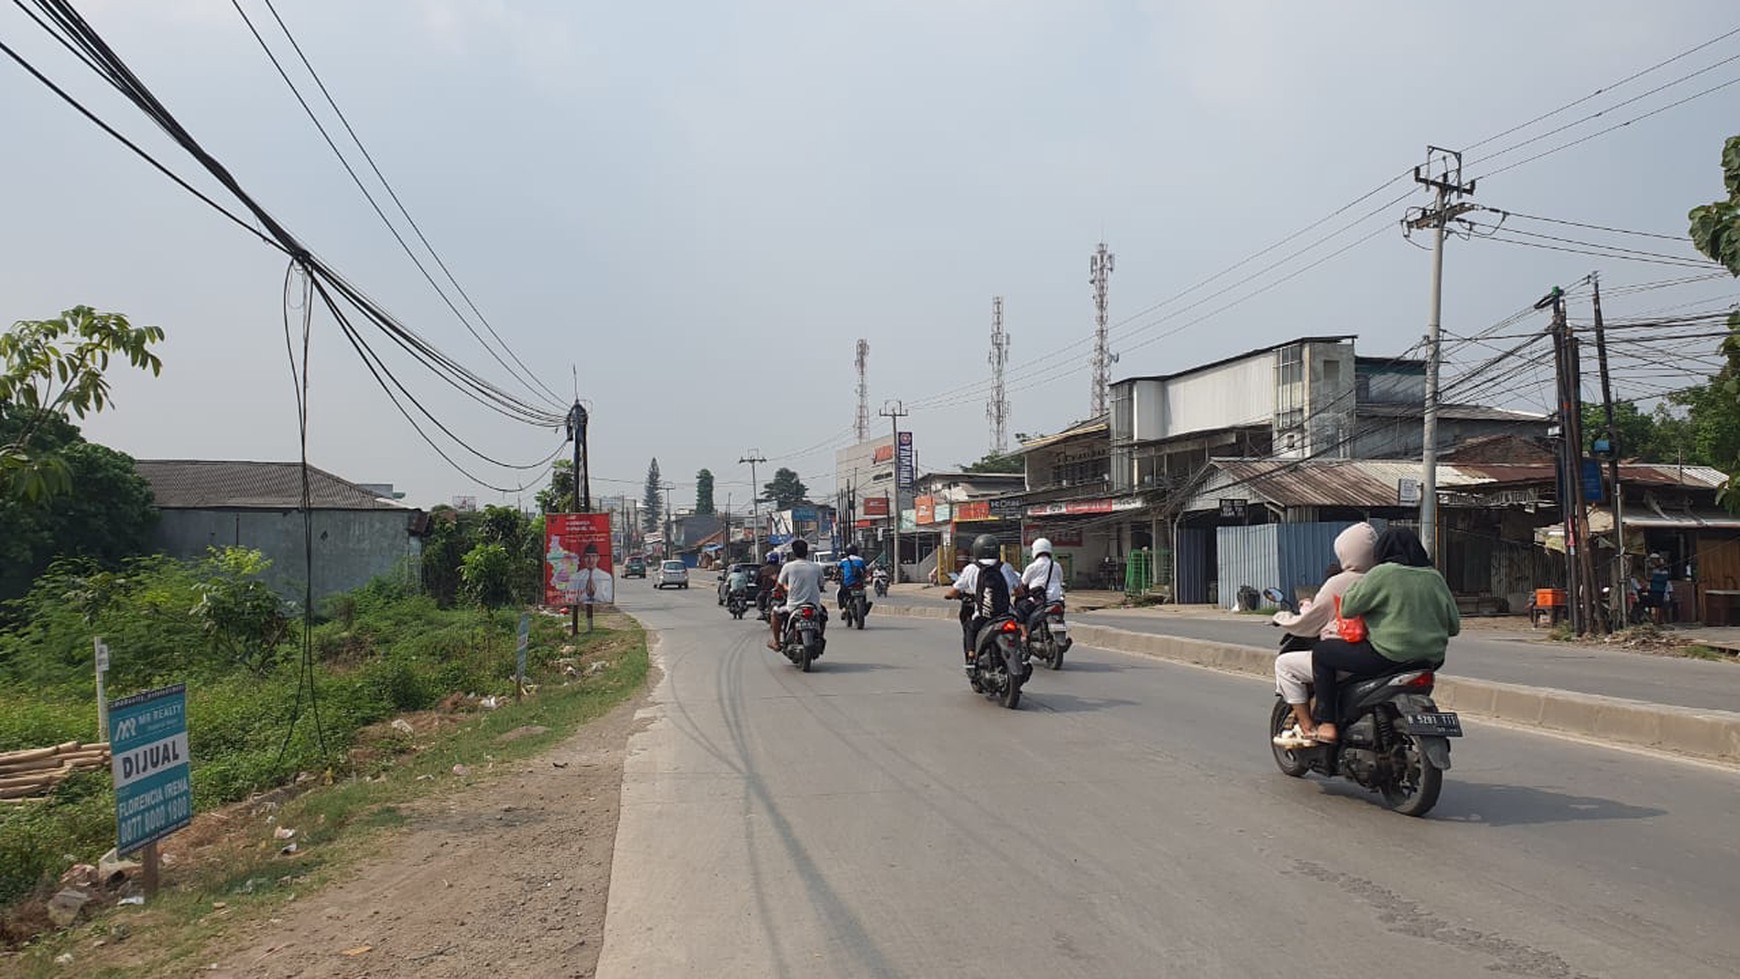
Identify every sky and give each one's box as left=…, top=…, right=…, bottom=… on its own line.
left=2, top=1, right=1737, bottom=512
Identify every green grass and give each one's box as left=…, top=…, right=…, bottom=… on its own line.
left=2, top=618, right=647, bottom=975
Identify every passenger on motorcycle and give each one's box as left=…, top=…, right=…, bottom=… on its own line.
left=944, top=534, right=1024, bottom=673
left=1269, top=522, right=1377, bottom=746
left=770, top=538, right=827, bottom=651
left=1311, top=527, right=1459, bottom=745
left=1015, top=537, right=1065, bottom=634
left=836, top=544, right=869, bottom=610
left=755, top=552, right=781, bottom=620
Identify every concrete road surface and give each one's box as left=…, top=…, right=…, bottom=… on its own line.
left=597, top=585, right=1740, bottom=978
left=875, top=591, right=1740, bottom=712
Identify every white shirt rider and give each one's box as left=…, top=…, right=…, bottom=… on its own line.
left=1020, top=555, right=1064, bottom=604
left=776, top=556, right=826, bottom=611
left=953, top=560, right=1023, bottom=618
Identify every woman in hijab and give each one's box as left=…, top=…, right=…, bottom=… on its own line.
left=1309, top=527, right=1458, bottom=744
left=1271, top=522, right=1378, bottom=746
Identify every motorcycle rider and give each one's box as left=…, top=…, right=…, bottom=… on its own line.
left=1016, top=537, right=1067, bottom=637
left=1269, top=522, right=1378, bottom=747
left=755, top=551, right=781, bottom=620
left=1311, top=527, right=1459, bottom=745
left=770, top=538, right=827, bottom=651
left=837, top=543, right=869, bottom=612
left=727, top=563, right=751, bottom=610
left=944, top=533, right=1024, bottom=673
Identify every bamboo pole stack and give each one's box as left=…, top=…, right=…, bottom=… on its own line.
left=0, top=740, right=111, bottom=802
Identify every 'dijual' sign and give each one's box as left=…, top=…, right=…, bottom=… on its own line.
left=110, top=683, right=191, bottom=856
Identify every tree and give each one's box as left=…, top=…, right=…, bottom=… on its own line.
left=642, top=458, right=662, bottom=533
left=1687, top=134, right=1740, bottom=508
left=459, top=542, right=519, bottom=609
left=536, top=460, right=575, bottom=514
left=0, top=404, right=157, bottom=604
left=1580, top=400, right=1690, bottom=463
left=1, top=306, right=164, bottom=501
left=964, top=450, right=1023, bottom=474
left=695, top=469, right=715, bottom=515
left=761, top=467, right=808, bottom=509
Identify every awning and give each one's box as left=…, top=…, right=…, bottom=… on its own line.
left=702, top=544, right=724, bottom=553
left=1534, top=507, right=1740, bottom=553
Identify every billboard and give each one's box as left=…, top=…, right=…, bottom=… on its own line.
left=896, top=431, right=914, bottom=488
left=862, top=496, right=890, bottom=517
left=112, top=683, right=191, bottom=855
left=872, top=443, right=895, bottom=463
left=546, top=513, right=614, bottom=606
left=914, top=495, right=935, bottom=525
left=955, top=501, right=992, bottom=522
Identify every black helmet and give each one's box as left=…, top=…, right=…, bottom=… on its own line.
left=845, top=544, right=859, bottom=556
left=971, top=533, right=1000, bottom=562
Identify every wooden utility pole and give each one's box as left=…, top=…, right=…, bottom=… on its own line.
left=1590, top=274, right=1627, bottom=631
left=1545, top=288, right=1597, bottom=633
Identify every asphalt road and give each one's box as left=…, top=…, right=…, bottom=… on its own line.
left=873, top=591, right=1740, bottom=712
left=596, top=584, right=1740, bottom=978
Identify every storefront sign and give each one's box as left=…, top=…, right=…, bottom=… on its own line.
left=900, top=509, right=917, bottom=532
left=862, top=496, right=890, bottom=517
left=873, top=443, right=894, bottom=463
left=1024, top=525, right=1085, bottom=547
left=1025, top=497, right=1144, bottom=517
left=896, top=432, right=915, bottom=488
left=915, top=495, right=936, bottom=525
left=955, top=501, right=992, bottom=521
left=1218, top=498, right=1248, bottom=519
left=988, top=497, right=1024, bottom=518
left=934, top=502, right=952, bottom=524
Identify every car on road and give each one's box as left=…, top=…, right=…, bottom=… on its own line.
left=622, top=557, right=647, bottom=579
left=716, top=563, right=763, bottom=604
left=655, top=560, right=689, bottom=589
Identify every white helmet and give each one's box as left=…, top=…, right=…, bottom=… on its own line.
left=1031, top=537, right=1053, bottom=556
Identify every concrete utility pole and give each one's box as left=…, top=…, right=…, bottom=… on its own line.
left=987, top=296, right=1010, bottom=454
left=566, top=402, right=591, bottom=636
left=854, top=340, right=871, bottom=443
left=1544, top=286, right=1598, bottom=634
left=739, top=449, right=766, bottom=562
left=662, top=481, right=676, bottom=565
left=1407, top=146, right=1476, bottom=563
left=1089, top=243, right=1115, bottom=418
left=880, top=401, right=909, bottom=581
left=1590, top=274, right=1626, bottom=632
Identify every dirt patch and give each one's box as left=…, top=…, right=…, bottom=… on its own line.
left=496, top=725, right=551, bottom=745
left=196, top=677, right=654, bottom=979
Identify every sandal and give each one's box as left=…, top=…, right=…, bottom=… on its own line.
left=1312, top=724, right=1339, bottom=745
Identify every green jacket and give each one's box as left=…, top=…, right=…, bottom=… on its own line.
left=1336, top=562, right=1460, bottom=665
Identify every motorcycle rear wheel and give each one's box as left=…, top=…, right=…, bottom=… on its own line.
left=1269, top=698, right=1311, bottom=778
left=1378, top=733, right=1442, bottom=817
left=854, top=597, right=867, bottom=629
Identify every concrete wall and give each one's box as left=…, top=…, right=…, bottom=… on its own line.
left=155, top=508, right=422, bottom=604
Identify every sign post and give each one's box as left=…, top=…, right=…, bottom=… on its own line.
left=515, top=612, right=531, bottom=703
left=110, top=683, right=191, bottom=897
left=93, top=638, right=111, bottom=741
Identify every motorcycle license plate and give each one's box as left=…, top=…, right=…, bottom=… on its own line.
left=1401, top=711, right=1463, bottom=737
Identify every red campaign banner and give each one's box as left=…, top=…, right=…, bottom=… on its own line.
left=546, top=513, right=614, bottom=607
left=862, top=496, right=890, bottom=516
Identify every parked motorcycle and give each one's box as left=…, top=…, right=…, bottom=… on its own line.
left=840, top=584, right=870, bottom=629
left=726, top=590, right=748, bottom=620
left=1262, top=587, right=1459, bottom=817
left=961, top=599, right=1031, bottom=709
left=778, top=602, right=827, bottom=671
left=1023, top=600, right=1072, bottom=670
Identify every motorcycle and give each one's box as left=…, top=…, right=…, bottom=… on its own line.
left=872, top=569, right=889, bottom=597
left=727, top=590, right=748, bottom=620
left=961, top=599, right=1031, bottom=709
left=1023, top=599, right=1072, bottom=670
left=840, top=584, right=870, bottom=629
left=1263, top=587, right=1459, bottom=817
left=778, top=602, right=827, bottom=671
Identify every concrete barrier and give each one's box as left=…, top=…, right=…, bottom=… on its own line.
left=876, top=603, right=1740, bottom=764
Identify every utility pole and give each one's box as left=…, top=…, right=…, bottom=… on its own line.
left=854, top=340, right=871, bottom=443
left=662, top=480, right=676, bottom=567
left=880, top=401, right=909, bottom=582
left=566, top=402, right=591, bottom=636
left=1591, top=274, right=1627, bottom=632
left=1407, top=146, right=1476, bottom=563
left=987, top=296, right=1010, bottom=454
left=1544, top=287, right=1597, bottom=634
left=739, top=449, right=766, bottom=562
left=1089, top=243, right=1115, bottom=417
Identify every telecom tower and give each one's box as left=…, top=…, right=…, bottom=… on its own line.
left=1089, top=241, right=1115, bottom=417
left=854, top=339, right=871, bottom=442
left=987, top=296, right=1010, bottom=453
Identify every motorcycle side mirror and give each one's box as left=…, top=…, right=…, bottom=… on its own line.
left=1261, top=586, right=1287, bottom=607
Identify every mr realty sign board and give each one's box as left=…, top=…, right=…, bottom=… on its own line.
left=111, top=683, right=192, bottom=856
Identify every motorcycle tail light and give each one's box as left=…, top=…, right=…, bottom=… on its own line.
left=1407, top=671, right=1435, bottom=688
left=1000, top=620, right=1020, bottom=634
left=1049, top=604, right=1065, bottom=614
left=1390, top=670, right=1435, bottom=688
left=801, top=607, right=815, bottom=619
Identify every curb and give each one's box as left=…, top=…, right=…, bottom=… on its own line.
left=876, top=604, right=1740, bottom=764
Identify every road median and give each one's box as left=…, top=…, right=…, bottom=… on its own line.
left=876, top=603, right=1740, bottom=764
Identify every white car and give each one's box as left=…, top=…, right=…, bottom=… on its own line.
left=655, top=560, right=690, bottom=589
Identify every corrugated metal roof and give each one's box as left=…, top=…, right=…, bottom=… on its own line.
left=1194, top=459, right=1491, bottom=510
left=135, top=460, right=414, bottom=511
left=1015, top=416, right=1109, bottom=453
left=1360, top=403, right=1548, bottom=422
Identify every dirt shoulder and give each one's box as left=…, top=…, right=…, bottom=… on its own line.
left=201, top=667, right=653, bottom=979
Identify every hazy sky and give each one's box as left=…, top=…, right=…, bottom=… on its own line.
left=3, top=1, right=1736, bottom=510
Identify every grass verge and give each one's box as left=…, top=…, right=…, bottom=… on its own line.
left=0, top=615, right=647, bottom=978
